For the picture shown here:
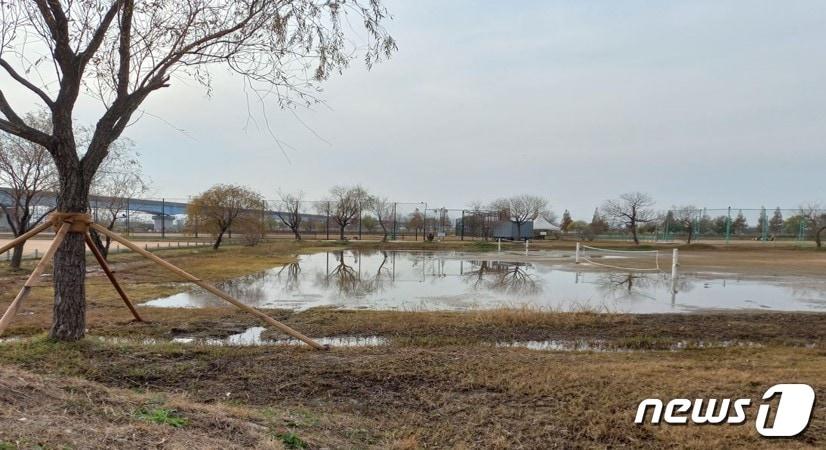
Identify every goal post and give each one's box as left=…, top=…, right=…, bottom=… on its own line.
left=576, top=244, right=662, bottom=272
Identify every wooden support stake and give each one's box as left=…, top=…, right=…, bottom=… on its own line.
left=84, top=233, right=144, bottom=322
left=0, top=221, right=53, bottom=256
left=0, top=223, right=71, bottom=335
left=91, top=224, right=326, bottom=350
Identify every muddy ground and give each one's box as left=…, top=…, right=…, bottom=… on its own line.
left=0, top=240, right=825, bottom=448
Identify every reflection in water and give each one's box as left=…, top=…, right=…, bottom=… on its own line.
left=142, top=250, right=826, bottom=313
left=463, top=261, right=541, bottom=296
left=276, top=262, right=301, bottom=292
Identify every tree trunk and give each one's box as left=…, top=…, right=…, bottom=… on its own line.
left=631, top=223, right=640, bottom=245
left=339, top=225, right=346, bottom=240
left=292, top=227, right=302, bottom=241
left=214, top=228, right=226, bottom=250
left=88, top=229, right=109, bottom=260
left=50, top=166, right=91, bottom=341
left=10, top=244, right=24, bottom=269
left=516, top=222, right=522, bottom=241
left=817, top=226, right=825, bottom=248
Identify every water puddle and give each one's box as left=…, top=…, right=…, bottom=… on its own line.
left=172, top=327, right=388, bottom=347
left=496, top=339, right=766, bottom=352
left=141, top=250, right=826, bottom=313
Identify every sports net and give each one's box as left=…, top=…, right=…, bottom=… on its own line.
left=578, top=245, right=661, bottom=272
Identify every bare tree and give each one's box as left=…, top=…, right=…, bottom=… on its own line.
left=800, top=204, right=826, bottom=248
left=671, top=205, right=699, bottom=244
left=88, top=140, right=149, bottom=258
left=274, top=190, right=304, bottom=240
left=372, top=196, right=393, bottom=241
left=187, top=184, right=264, bottom=250
left=0, top=1, right=394, bottom=340
left=490, top=195, right=549, bottom=240
left=0, top=113, right=57, bottom=268
left=602, top=192, right=655, bottom=245
left=324, top=185, right=371, bottom=240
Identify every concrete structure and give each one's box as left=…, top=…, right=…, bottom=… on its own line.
left=152, top=215, right=177, bottom=233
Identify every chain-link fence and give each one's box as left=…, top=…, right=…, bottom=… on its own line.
left=3, top=193, right=824, bottom=247
left=570, top=206, right=826, bottom=246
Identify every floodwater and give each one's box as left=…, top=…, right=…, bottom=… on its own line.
left=142, top=250, right=826, bottom=313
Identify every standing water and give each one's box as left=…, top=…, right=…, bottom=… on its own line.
left=142, top=250, right=826, bottom=313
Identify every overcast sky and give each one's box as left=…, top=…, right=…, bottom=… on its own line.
left=6, top=0, right=826, bottom=218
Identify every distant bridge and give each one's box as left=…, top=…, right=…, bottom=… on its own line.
left=0, top=187, right=325, bottom=221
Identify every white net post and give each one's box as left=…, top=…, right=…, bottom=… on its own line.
left=498, top=238, right=501, bottom=252
left=670, top=248, right=679, bottom=293
left=575, top=242, right=581, bottom=264
left=525, top=239, right=529, bottom=255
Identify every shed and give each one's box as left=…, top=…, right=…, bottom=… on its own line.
left=492, top=220, right=533, bottom=240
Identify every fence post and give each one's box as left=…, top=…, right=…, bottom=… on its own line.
left=725, top=206, right=732, bottom=244
left=126, top=198, right=130, bottom=236
left=460, top=210, right=465, bottom=241
left=761, top=206, right=768, bottom=242
left=161, top=198, right=166, bottom=239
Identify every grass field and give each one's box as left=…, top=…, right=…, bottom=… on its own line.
left=1, top=239, right=825, bottom=448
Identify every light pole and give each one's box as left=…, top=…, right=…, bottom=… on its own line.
left=421, top=202, right=427, bottom=241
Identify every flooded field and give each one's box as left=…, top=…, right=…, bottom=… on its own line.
left=142, top=250, right=826, bottom=313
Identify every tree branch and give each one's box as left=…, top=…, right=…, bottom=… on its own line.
left=78, top=1, right=123, bottom=68
left=0, top=92, right=52, bottom=147
left=0, top=59, right=55, bottom=107
left=116, top=0, right=134, bottom=97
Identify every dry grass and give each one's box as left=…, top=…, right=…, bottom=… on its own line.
left=0, top=338, right=824, bottom=448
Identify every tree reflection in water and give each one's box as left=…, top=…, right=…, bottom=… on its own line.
left=315, top=250, right=392, bottom=298
left=275, top=261, right=301, bottom=292
left=463, top=260, right=541, bottom=296
left=218, top=271, right=269, bottom=306
left=591, top=272, right=692, bottom=301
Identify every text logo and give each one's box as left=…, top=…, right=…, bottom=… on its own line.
left=635, top=384, right=815, bottom=437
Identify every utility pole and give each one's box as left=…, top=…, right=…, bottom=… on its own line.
left=392, top=202, right=397, bottom=240
left=461, top=210, right=465, bottom=240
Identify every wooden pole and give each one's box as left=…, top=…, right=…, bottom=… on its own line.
left=84, top=233, right=144, bottom=322
left=91, top=224, right=326, bottom=350
left=0, top=222, right=71, bottom=335
left=0, top=221, right=53, bottom=256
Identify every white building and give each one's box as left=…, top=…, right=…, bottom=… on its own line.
left=532, top=217, right=560, bottom=239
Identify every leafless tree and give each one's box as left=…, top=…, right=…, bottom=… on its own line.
left=323, top=185, right=372, bottom=240
left=800, top=203, right=826, bottom=248
left=490, top=195, right=549, bottom=240
left=274, top=190, right=304, bottom=240
left=88, top=140, right=149, bottom=258
left=671, top=205, right=699, bottom=244
left=0, top=1, right=394, bottom=340
left=371, top=196, right=393, bottom=241
left=602, top=192, right=655, bottom=245
left=0, top=113, right=57, bottom=268
left=187, top=184, right=264, bottom=250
